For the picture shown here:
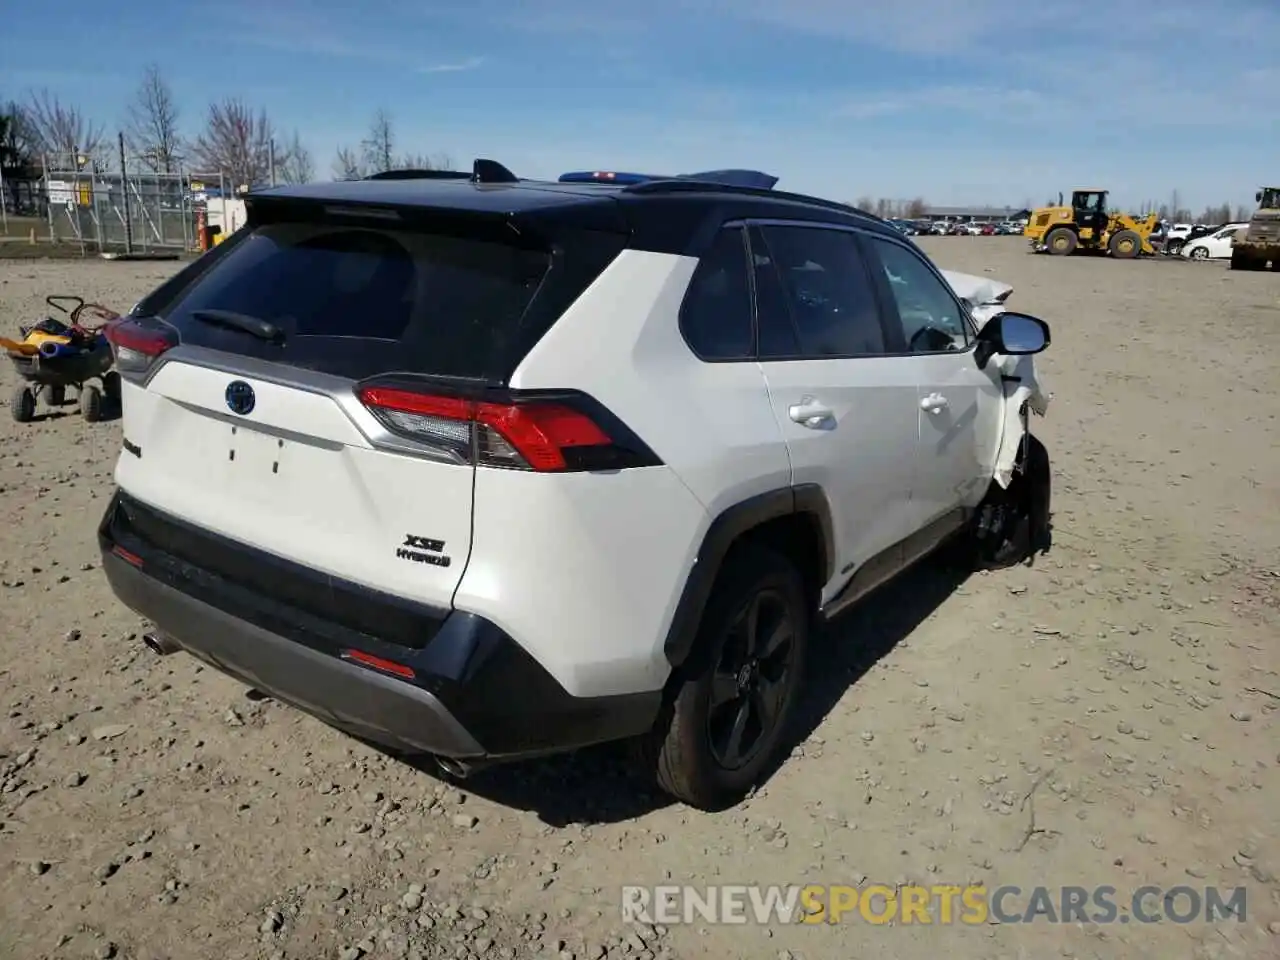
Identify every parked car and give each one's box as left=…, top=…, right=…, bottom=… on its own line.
left=1182, top=223, right=1249, bottom=260
left=99, top=161, right=1052, bottom=811
left=1164, top=223, right=1218, bottom=256
left=979, top=223, right=997, bottom=236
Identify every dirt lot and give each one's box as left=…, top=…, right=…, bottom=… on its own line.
left=1, top=238, right=1277, bottom=960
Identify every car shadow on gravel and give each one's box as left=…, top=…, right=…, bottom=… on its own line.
left=375, top=554, right=976, bottom=827
left=18, top=398, right=122, bottom=423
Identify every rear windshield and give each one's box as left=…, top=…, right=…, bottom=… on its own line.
left=158, top=222, right=551, bottom=381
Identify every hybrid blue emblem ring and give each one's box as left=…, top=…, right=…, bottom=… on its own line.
left=225, top=380, right=255, bottom=415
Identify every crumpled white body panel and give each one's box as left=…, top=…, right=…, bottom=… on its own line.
left=941, top=269, right=1052, bottom=489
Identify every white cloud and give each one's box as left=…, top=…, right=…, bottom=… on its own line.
left=417, top=57, right=484, bottom=74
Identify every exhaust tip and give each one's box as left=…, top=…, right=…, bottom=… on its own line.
left=435, top=756, right=472, bottom=779
left=142, top=632, right=180, bottom=656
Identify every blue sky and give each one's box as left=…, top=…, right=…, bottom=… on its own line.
left=3, top=0, right=1276, bottom=209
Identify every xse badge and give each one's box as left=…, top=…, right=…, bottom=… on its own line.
left=396, top=534, right=451, bottom=568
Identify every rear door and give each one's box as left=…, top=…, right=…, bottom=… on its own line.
left=115, top=213, right=559, bottom=609
left=748, top=223, right=920, bottom=598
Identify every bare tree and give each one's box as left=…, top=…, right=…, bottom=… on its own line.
left=332, top=145, right=364, bottom=180
left=276, top=131, right=314, bottom=185
left=23, top=89, right=104, bottom=164
left=332, top=110, right=451, bottom=180
left=399, top=151, right=447, bottom=170
left=853, top=195, right=874, bottom=211
left=1235, top=204, right=1251, bottom=221
left=905, top=197, right=928, bottom=218
left=1, top=101, right=36, bottom=168
left=191, top=98, right=275, bottom=189
left=125, top=64, right=183, bottom=173
left=362, top=109, right=395, bottom=175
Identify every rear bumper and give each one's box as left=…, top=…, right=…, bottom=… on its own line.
left=99, top=491, right=661, bottom=761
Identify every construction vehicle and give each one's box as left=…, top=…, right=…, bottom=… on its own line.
left=1023, top=189, right=1159, bottom=259
left=1230, top=186, right=1280, bottom=271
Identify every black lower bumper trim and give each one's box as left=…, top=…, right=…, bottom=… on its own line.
left=99, top=492, right=661, bottom=760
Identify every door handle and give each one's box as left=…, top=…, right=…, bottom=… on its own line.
left=788, top=397, right=835, bottom=428
left=920, top=393, right=949, bottom=413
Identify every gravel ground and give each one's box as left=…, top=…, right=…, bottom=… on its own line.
left=1, top=238, right=1277, bottom=960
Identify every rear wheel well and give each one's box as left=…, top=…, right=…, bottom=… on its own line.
left=732, top=513, right=826, bottom=612
left=660, top=509, right=827, bottom=698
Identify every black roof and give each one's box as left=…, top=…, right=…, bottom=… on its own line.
left=246, top=158, right=896, bottom=256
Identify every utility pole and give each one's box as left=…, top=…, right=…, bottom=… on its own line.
left=118, top=131, right=133, bottom=255
left=268, top=138, right=277, bottom=187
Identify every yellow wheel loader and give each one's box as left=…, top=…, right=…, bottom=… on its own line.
left=1023, top=189, right=1159, bottom=259
left=1230, top=186, right=1280, bottom=271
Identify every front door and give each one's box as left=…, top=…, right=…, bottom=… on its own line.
left=861, top=233, right=1004, bottom=541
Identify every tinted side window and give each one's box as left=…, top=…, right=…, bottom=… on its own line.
left=679, top=227, right=753, bottom=361
left=749, top=233, right=801, bottom=358
left=754, top=225, right=886, bottom=358
left=865, top=236, right=972, bottom=353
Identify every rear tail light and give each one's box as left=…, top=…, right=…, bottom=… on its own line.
left=357, top=385, right=656, bottom=472
left=104, top=317, right=179, bottom=375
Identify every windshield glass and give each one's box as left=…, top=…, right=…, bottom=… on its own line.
left=1258, top=188, right=1280, bottom=209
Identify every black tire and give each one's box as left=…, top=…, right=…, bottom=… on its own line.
left=11, top=384, right=36, bottom=423
left=970, top=434, right=1051, bottom=569
left=1108, top=230, right=1141, bottom=259
left=639, top=543, right=810, bottom=811
left=1230, top=249, right=1257, bottom=271
left=47, top=385, right=66, bottom=406
left=1045, top=228, right=1077, bottom=256
left=81, top=385, right=103, bottom=423
left=102, top=371, right=121, bottom=400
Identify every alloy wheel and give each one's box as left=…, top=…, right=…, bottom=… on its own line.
left=705, top=589, right=798, bottom=770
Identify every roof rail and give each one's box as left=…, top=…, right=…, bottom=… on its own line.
left=681, top=169, right=778, bottom=190
left=556, top=169, right=777, bottom=189
left=624, top=178, right=872, bottom=217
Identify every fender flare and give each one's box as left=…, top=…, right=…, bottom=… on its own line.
left=662, top=483, right=835, bottom=670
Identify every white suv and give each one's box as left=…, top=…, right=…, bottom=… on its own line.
left=99, top=161, right=1052, bottom=811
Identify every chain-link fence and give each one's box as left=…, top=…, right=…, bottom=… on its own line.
left=39, top=149, right=227, bottom=254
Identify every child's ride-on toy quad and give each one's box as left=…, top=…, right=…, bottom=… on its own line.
left=4, top=296, right=121, bottom=424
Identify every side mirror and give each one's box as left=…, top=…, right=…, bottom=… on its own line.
left=975, top=311, right=1050, bottom=369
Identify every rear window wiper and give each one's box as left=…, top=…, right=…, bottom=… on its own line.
left=190, top=309, right=284, bottom=344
